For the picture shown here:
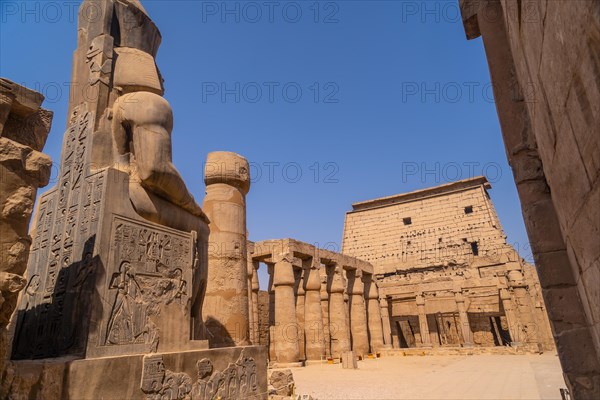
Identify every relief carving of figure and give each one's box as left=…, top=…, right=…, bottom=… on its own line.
left=141, top=350, right=260, bottom=400
left=106, top=261, right=142, bottom=344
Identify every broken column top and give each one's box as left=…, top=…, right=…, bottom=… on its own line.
left=0, top=78, right=44, bottom=117
left=0, top=78, right=52, bottom=151
left=204, top=151, right=250, bottom=194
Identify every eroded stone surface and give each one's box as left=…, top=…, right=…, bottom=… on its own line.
left=249, top=239, right=381, bottom=365
left=203, top=152, right=251, bottom=348
left=0, top=80, right=52, bottom=377
left=2, top=1, right=267, bottom=398
left=343, top=177, right=554, bottom=353
left=459, top=1, right=600, bottom=398
left=269, top=369, right=295, bottom=396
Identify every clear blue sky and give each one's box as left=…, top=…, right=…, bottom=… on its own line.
left=1, top=1, right=533, bottom=288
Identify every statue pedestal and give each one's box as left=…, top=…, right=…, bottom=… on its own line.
left=2, top=110, right=268, bottom=399
left=3, top=345, right=267, bottom=399
left=3, top=3, right=269, bottom=398
left=9, top=109, right=209, bottom=360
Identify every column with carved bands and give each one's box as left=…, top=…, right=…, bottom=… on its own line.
left=328, top=264, right=351, bottom=358
left=272, top=252, right=302, bottom=367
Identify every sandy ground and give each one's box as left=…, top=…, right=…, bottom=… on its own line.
left=290, top=353, right=566, bottom=400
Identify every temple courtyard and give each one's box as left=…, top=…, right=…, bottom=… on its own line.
left=291, top=353, right=566, bottom=400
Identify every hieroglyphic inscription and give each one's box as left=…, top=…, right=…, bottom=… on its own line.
left=102, top=217, right=193, bottom=350
left=140, top=350, right=260, bottom=400
left=86, top=35, right=113, bottom=86
left=12, top=107, right=99, bottom=359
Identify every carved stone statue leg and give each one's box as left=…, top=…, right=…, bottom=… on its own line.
left=112, top=92, right=205, bottom=218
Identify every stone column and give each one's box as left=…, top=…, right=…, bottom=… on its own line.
left=295, top=268, right=306, bottom=361
left=380, top=297, right=393, bottom=348
left=203, top=151, right=251, bottom=347
left=500, top=288, right=521, bottom=345
left=304, top=257, right=325, bottom=363
left=416, top=294, right=431, bottom=347
left=328, top=265, right=351, bottom=358
left=272, top=253, right=301, bottom=366
left=0, top=81, right=52, bottom=367
left=251, top=261, right=260, bottom=345
left=365, top=275, right=385, bottom=352
left=343, top=291, right=352, bottom=350
left=349, top=271, right=369, bottom=357
left=454, top=291, right=473, bottom=346
left=268, top=264, right=276, bottom=361
left=247, top=257, right=255, bottom=344
left=320, top=274, right=332, bottom=358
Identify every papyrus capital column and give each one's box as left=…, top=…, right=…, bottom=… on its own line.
left=247, top=257, right=260, bottom=345
left=203, top=151, right=251, bottom=347
left=365, top=274, right=385, bottom=353
left=320, top=274, right=331, bottom=358
left=250, top=260, right=260, bottom=345
left=349, top=270, right=369, bottom=357
left=295, top=268, right=306, bottom=361
left=272, top=252, right=301, bottom=366
left=304, top=256, right=325, bottom=363
left=328, top=264, right=351, bottom=358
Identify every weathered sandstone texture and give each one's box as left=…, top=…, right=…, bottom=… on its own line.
left=459, top=1, right=600, bottom=398
left=1, top=1, right=266, bottom=398
left=0, top=79, right=53, bottom=373
left=342, top=177, right=555, bottom=353
left=268, top=369, right=295, bottom=397
left=341, top=351, right=358, bottom=369
left=248, top=239, right=384, bottom=366
left=203, top=151, right=251, bottom=347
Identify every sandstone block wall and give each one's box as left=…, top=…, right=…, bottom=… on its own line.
left=343, top=177, right=554, bottom=352
left=343, top=177, right=506, bottom=274
left=459, top=1, right=600, bottom=397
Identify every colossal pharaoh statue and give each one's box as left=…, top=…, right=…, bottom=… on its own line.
left=2, top=1, right=266, bottom=398
left=10, top=0, right=208, bottom=360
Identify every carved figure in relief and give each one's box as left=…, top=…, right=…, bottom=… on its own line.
left=106, top=261, right=142, bottom=344
left=141, top=350, right=260, bottom=400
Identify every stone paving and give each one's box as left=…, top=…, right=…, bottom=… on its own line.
left=292, top=353, right=566, bottom=399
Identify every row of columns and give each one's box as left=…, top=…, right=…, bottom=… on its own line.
left=384, top=285, right=533, bottom=349
left=385, top=291, right=474, bottom=348
left=248, top=254, right=386, bottom=366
